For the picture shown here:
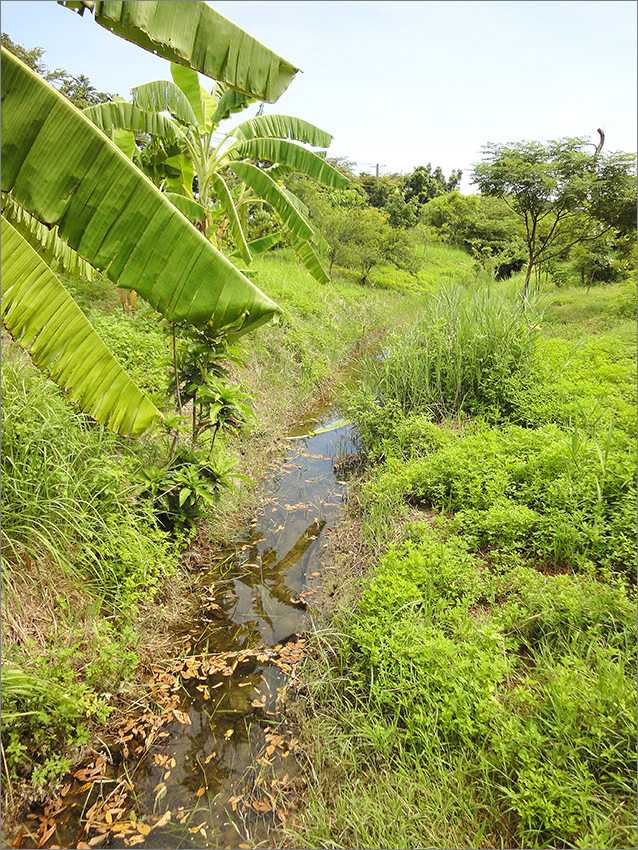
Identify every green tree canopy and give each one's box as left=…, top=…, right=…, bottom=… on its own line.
left=472, top=135, right=637, bottom=298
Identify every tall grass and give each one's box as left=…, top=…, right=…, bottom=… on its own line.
left=358, top=282, right=540, bottom=422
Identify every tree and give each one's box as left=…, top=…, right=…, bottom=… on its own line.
left=83, top=63, right=348, bottom=283
left=1, top=1, right=302, bottom=436
left=322, top=207, right=419, bottom=284
left=471, top=135, right=637, bottom=299
left=404, top=163, right=462, bottom=209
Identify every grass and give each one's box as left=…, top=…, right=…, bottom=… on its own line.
left=288, top=277, right=637, bottom=849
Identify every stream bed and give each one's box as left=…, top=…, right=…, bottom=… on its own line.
left=33, top=397, right=360, bottom=850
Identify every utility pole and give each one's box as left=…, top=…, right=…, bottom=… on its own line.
left=375, top=163, right=386, bottom=185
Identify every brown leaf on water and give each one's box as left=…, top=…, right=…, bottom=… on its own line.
left=154, top=811, right=171, bottom=828
left=172, top=709, right=192, bottom=725
left=252, top=798, right=272, bottom=813
left=224, top=728, right=234, bottom=739
left=265, top=744, right=276, bottom=757
left=228, top=795, right=242, bottom=812
left=196, top=786, right=206, bottom=797
left=60, top=783, right=71, bottom=798
left=88, top=834, right=108, bottom=847
left=37, top=823, right=57, bottom=848
left=124, top=835, right=145, bottom=847
left=76, top=843, right=91, bottom=849
left=204, top=752, right=216, bottom=764
left=163, top=770, right=171, bottom=781
left=136, top=823, right=151, bottom=836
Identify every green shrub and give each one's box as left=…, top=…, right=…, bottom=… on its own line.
left=335, top=528, right=637, bottom=849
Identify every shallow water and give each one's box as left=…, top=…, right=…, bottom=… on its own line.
left=37, top=402, right=359, bottom=850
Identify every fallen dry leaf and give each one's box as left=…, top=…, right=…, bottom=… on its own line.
left=154, top=811, right=171, bottom=828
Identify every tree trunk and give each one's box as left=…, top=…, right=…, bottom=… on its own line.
left=523, top=259, right=534, bottom=304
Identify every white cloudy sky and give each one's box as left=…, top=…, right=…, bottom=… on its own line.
left=2, top=0, right=636, bottom=191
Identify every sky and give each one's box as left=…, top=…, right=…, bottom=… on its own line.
left=1, top=0, right=636, bottom=192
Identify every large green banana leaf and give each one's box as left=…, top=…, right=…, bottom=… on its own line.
left=170, top=63, right=205, bottom=128
left=2, top=217, right=162, bottom=437
left=289, top=234, right=330, bottom=285
left=132, top=80, right=199, bottom=127
left=211, top=85, right=256, bottom=125
left=229, top=162, right=314, bottom=241
left=58, top=1, right=300, bottom=103
left=228, top=139, right=348, bottom=188
left=232, top=115, right=333, bottom=148
left=277, top=186, right=331, bottom=254
left=2, top=48, right=282, bottom=333
left=84, top=101, right=188, bottom=148
left=163, top=193, right=206, bottom=225
left=2, top=194, right=100, bottom=281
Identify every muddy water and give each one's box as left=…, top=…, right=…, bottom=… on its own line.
left=38, top=399, right=360, bottom=850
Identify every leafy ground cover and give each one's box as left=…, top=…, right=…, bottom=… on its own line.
left=288, top=278, right=637, bottom=850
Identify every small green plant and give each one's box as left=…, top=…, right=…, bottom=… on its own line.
left=136, top=446, right=242, bottom=537
left=167, top=321, right=254, bottom=451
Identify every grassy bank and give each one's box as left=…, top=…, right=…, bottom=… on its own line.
left=0, top=248, right=415, bottom=832
left=288, top=278, right=637, bottom=850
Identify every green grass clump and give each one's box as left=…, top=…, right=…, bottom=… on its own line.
left=293, top=523, right=637, bottom=850
left=349, top=281, right=540, bottom=430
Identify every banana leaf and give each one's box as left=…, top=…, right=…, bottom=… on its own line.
left=170, top=63, right=204, bottom=128
left=2, top=48, right=282, bottom=334
left=132, top=79, right=199, bottom=127
left=2, top=216, right=162, bottom=437
left=210, top=172, right=252, bottom=265
left=58, top=1, right=300, bottom=103
left=229, top=139, right=348, bottom=189
left=289, top=234, right=330, bottom=285
left=2, top=194, right=100, bottom=281
left=229, top=161, right=314, bottom=241
left=211, top=85, right=256, bottom=125
left=84, top=101, right=189, bottom=148
left=232, top=114, right=333, bottom=148
left=164, top=193, right=206, bottom=225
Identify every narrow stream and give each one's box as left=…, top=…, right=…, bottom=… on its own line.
left=35, top=390, right=361, bottom=850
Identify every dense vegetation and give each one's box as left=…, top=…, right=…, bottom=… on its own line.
left=2, top=11, right=637, bottom=850
left=288, top=276, right=637, bottom=850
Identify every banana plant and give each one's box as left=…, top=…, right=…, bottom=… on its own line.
left=83, top=63, right=349, bottom=284
left=2, top=41, right=285, bottom=436
left=2, top=1, right=302, bottom=436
